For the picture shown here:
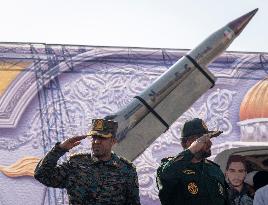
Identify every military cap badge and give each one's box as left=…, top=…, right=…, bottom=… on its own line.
left=93, top=119, right=105, bottom=131
left=87, top=119, right=118, bottom=138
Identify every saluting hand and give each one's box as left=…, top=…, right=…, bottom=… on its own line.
left=59, top=135, right=87, bottom=151
left=188, top=134, right=212, bottom=154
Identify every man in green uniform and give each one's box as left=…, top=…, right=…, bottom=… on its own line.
left=156, top=118, right=230, bottom=205
left=34, top=118, right=141, bottom=205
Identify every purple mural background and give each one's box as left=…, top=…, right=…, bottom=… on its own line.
left=0, top=43, right=268, bottom=205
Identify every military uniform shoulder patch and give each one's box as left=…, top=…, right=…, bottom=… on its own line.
left=160, top=156, right=175, bottom=164
left=161, top=157, right=174, bottom=165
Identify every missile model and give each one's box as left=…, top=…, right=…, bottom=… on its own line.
left=106, top=9, right=258, bottom=161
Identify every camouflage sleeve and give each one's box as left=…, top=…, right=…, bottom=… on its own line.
left=34, top=142, right=70, bottom=188
left=126, top=165, right=141, bottom=205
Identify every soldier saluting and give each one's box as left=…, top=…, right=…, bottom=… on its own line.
left=34, top=119, right=141, bottom=205
left=156, top=118, right=230, bottom=205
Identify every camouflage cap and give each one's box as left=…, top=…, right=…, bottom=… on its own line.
left=181, top=118, right=221, bottom=138
left=87, top=119, right=118, bottom=138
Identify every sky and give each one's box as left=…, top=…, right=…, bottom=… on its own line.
left=0, top=0, right=267, bottom=53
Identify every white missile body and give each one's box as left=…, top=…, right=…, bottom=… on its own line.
left=107, top=9, right=258, bottom=161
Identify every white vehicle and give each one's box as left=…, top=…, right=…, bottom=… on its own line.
left=214, top=146, right=268, bottom=172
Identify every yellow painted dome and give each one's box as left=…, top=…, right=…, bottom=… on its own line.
left=240, top=78, right=268, bottom=121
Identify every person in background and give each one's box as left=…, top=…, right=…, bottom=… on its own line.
left=225, top=155, right=253, bottom=205
left=252, top=171, right=268, bottom=191
left=253, top=184, right=268, bottom=205
left=253, top=171, right=268, bottom=205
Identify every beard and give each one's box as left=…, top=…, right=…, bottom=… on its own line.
left=194, top=149, right=211, bottom=160
left=230, top=180, right=244, bottom=188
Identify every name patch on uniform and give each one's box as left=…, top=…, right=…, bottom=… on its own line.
left=182, top=169, right=196, bottom=175
left=187, top=182, right=198, bottom=195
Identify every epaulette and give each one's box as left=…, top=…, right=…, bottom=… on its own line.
left=119, top=156, right=135, bottom=168
left=161, top=156, right=175, bottom=164
left=205, top=159, right=220, bottom=167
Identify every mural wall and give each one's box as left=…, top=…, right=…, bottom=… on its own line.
left=0, top=43, right=268, bottom=205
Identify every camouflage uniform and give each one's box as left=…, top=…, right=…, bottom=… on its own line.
left=34, top=142, right=140, bottom=205
left=157, top=150, right=230, bottom=205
